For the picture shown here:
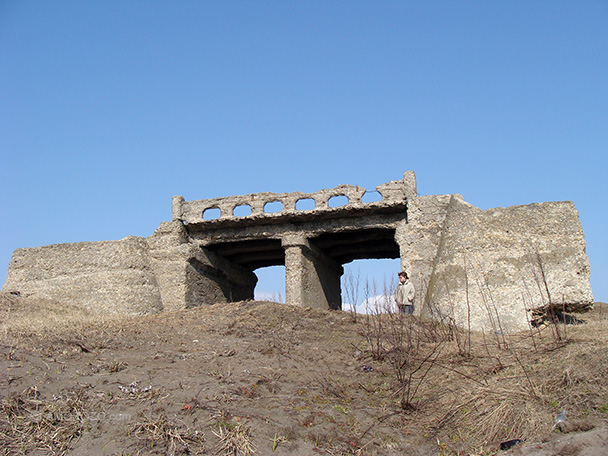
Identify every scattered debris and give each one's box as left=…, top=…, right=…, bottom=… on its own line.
left=553, top=410, right=567, bottom=430
left=68, top=340, right=91, bottom=353
left=531, top=303, right=592, bottom=327
left=500, top=439, right=522, bottom=450
left=118, top=381, right=152, bottom=395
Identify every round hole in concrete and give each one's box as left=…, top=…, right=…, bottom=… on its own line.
left=329, top=195, right=348, bottom=208
left=296, top=198, right=316, bottom=211
left=203, top=207, right=221, bottom=220
left=264, top=201, right=283, bottom=213
left=233, top=204, right=252, bottom=217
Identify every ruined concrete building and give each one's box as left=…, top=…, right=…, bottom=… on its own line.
left=2, top=171, right=594, bottom=333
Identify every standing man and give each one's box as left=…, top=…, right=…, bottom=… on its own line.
left=394, top=271, right=415, bottom=314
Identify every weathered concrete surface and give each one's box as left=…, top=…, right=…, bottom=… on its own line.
left=3, top=222, right=259, bottom=314
left=1, top=171, right=595, bottom=333
left=283, top=234, right=343, bottom=310
left=146, top=221, right=194, bottom=312
left=175, top=170, right=417, bottom=226
left=147, top=221, right=257, bottom=309
left=423, top=195, right=594, bottom=332
left=395, top=194, right=453, bottom=312
left=2, top=236, right=163, bottom=314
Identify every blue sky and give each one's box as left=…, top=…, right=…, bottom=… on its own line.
left=1, top=1, right=606, bottom=303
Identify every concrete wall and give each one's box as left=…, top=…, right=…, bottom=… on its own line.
left=3, top=236, right=163, bottom=314
left=423, top=195, right=594, bottom=332
left=3, top=221, right=258, bottom=315
left=395, top=194, right=453, bottom=312
left=175, top=171, right=417, bottom=225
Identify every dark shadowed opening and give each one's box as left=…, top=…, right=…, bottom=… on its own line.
left=310, top=228, right=400, bottom=310
left=205, top=239, right=284, bottom=270
left=310, top=228, right=399, bottom=264
left=204, top=228, right=400, bottom=309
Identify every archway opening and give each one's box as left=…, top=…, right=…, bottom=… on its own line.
left=254, top=265, right=285, bottom=303
left=310, top=228, right=400, bottom=312
left=341, top=258, right=401, bottom=313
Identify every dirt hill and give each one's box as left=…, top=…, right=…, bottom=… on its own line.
left=1, top=292, right=607, bottom=455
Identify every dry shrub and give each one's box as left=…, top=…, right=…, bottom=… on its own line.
left=383, top=315, right=447, bottom=410
left=356, top=276, right=608, bottom=453
left=360, top=280, right=450, bottom=411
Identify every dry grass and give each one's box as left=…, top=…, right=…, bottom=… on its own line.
left=1, top=291, right=607, bottom=455
left=0, top=386, right=87, bottom=455
left=129, top=412, right=206, bottom=454
left=0, top=292, right=127, bottom=353
left=212, top=423, right=256, bottom=456
left=426, top=311, right=608, bottom=453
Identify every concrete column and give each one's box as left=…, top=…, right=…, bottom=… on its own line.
left=172, top=196, right=185, bottom=221
left=282, top=233, right=343, bottom=310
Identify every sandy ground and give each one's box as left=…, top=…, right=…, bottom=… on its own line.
left=1, top=294, right=607, bottom=455
left=510, top=423, right=608, bottom=455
